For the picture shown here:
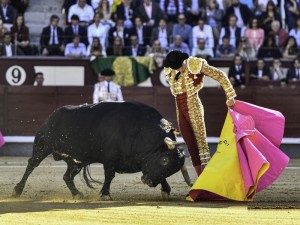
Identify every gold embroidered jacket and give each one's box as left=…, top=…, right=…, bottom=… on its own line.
left=164, top=57, right=236, bottom=99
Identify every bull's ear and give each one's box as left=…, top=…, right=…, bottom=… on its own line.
left=164, top=137, right=177, bottom=150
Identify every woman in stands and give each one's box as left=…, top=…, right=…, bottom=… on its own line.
left=95, top=0, right=115, bottom=27
left=0, top=18, right=8, bottom=43
left=106, top=36, right=123, bottom=56
left=245, top=17, right=265, bottom=54
left=86, top=37, right=106, bottom=58
left=256, top=35, right=282, bottom=58
left=283, top=36, right=299, bottom=59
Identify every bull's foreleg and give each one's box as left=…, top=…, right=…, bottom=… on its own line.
left=63, top=160, right=83, bottom=199
left=100, top=166, right=115, bottom=201
left=161, top=179, right=171, bottom=200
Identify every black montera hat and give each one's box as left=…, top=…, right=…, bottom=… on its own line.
left=100, top=68, right=115, bottom=76
left=163, top=50, right=189, bottom=70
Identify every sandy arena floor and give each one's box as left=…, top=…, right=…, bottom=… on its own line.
left=0, top=156, right=299, bottom=225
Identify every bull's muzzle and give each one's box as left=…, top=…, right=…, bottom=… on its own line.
left=164, top=137, right=179, bottom=150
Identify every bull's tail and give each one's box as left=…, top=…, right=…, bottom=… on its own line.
left=82, top=165, right=102, bottom=189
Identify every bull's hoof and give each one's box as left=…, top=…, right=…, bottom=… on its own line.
left=101, top=194, right=112, bottom=201
left=73, top=192, right=84, bottom=199
left=161, top=191, right=170, bottom=200
left=12, top=189, right=21, bottom=198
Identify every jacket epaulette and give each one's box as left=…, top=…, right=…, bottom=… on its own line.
left=187, top=57, right=206, bottom=74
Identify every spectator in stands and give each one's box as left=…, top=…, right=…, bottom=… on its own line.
left=219, top=14, right=245, bottom=49
left=63, top=0, right=92, bottom=23
left=64, top=14, right=88, bottom=46
left=245, top=17, right=265, bottom=53
left=249, top=58, right=271, bottom=80
left=64, top=34, right=87, bottom=58
left=183, top=0, right=206, bottom=26
left=93, top=68, right=123, bottom=103
left=10, top=14, right=31, bottom=55
left=260, top=1, right=281, bottom=34
left=286, top=57, right=300, bottom=82
left=216, top=35, right=236, bottom=58
left=0, top=32, right=23, bottom=56
left=116, top=0, right=135, bottom=28
left=236, top=37, right=256, bottom=59
left=10, top=0, right=28, bottom=15
left=0, top=0, right=16, bottom=25
left=191, top=38, right=214, bottom=59
left=223, top=0, right=253, bottom=28
left=268, top=20, right=288, bottom=49
left=172, top=14, right=193, bottom=48
left=256, top=35, right=282, bottom=58
left=87, top=12, right=109, bottom=48
left=106, top=35, right=124, bottom=56
left=169, top=35, right=190, bottom=55
left=150, top=18, right=172, bottom=49
left=91, top=0, right=113, bottom=10
left=34, top=72, right=44, bottom=86
left=228, top=54, right=246, bottom=87
left=283, top=36, right=299, bottom=59
left=159, top=0, right=184, bottom=24
left=0, top=18, right=8, bottom=42
left=95, top=0, right=115, bottom=28
left=123, top=34, right=146, bottom=56
left=134, top=0, right=166, bottom=27
left=285, top=0, right=300, bottom=30
left=86, top=37, right=106, bottom=58
left=192, top=17, right=214, bottom=50
left=206, top=0, right=224, bottom=46
left=129, top=16, right=152, bottom=47
left=288, top=16, right=300, bottom=47
left=145, top=39, right=167, bottom=67
left=269, top=58, right=287, bottom=86
left=108, top=18, right=130, bottom=46
left=40, top=15, right=65, bottom=56
left=254, top=0, right=278, bottom=14
left=68, top=0, right=94, bottom=27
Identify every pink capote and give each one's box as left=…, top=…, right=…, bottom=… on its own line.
left=188, top=100, right=289, bottom=201
left=0, top=132, right=5, bottom=148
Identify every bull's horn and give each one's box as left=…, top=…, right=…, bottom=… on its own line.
left=181, top=164, right=193, bottom=187
left=164, top=137, right=177, bottom=150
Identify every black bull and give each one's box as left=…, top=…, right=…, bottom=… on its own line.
left=13, top=102, right=191, bottom=200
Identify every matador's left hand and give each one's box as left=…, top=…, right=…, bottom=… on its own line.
left=226, top=98, right=235, bottom=108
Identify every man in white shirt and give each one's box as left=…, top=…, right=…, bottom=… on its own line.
left=68, top=0, right=94, bottom=26
left=87, top=12, right=109, bottom=48
left=93, top=69, right=124, bottom=103
left=0, top=32, right=23, bottom=56
left=192, top=18, right=214, bottom=50
left=64, top=34, right=87, bottom=58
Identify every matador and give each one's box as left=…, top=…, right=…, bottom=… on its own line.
left=164, top=50, right=236, bottom=176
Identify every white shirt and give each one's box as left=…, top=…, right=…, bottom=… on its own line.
left=144, top=3, right=152, bottom=19
left=131, top=46, right=138, bottom=57
left=68, top=4, right=94, bottom=23
left=49, top=26, right=59, bottom=45
left=87, top=23, right=108, bottom=47
left=64, top=42, right=87, bottom=56
left=5, top=44, right=12, bottom=56
left=91, top=0, right=113, bottom=9
left=93, top=81, right=123, bottom=103
left=233, top=7, right=245, bottom=28
left=1, top=4, right=8, bottom=20
left=158, top=28, right=168, bottom=48
left=136, top=26, right=144, bottom=45
left=192, top=24, right=214, bottom=49
left=191, top=0, right=199, bottom=11
left=219, top=26, right=246, bottom=46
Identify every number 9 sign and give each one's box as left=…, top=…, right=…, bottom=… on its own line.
left=5, top=65, right=26, bottom=86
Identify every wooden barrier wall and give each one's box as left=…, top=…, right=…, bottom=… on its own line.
left=0, top=86, right=299, bottom=137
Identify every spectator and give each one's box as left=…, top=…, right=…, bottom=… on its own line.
left=250, top=58, right=271, bottom=80
left=93, top=68, right=124, bottom=103
left=285, top=0, right=300, bottom=30
left=159, top=0, right=184, bottom=23
left=228, top=54, right=246, bottom=87
left=95, top=0, right=115, bottom=28
left=34, top=72, right=44, bottom=86
left=256, top=35, right=282, bottom=58
left=87, top=13, right=109, bottom=48
left=183, top=0, right=206, bottom=26
left=10, top=0, right=28, bottom=14
left=134, top=0, right=166, bottom=27
left=10, top=14, right=31, bottom=55
left=86, top=37, right=106, bottom=58
left=91, top=0, right=113, bottom=9
left=283, top=36, right=299, bottom=59
left=286, top=57, right=300, bottom=82
left=116, top=0, right=135, bottom=28
left=123, top=35, right=146, bottom=56
left=245, top=17, right=265, bottom=53
left=68, top=0, right=94, bottom=27
left=268, top=20, right=288, bottom=49
left=0, top=32, right=23, bottom=56
left=0, top=0, right=16, bottom=25
left=219, top=14, right=245, bottom=48
left=0, top=18, right=8, bottom=42
left=108, top=18, right=130, bottom=46
left=128, top=16, right=152, bottom=47
left=150, top=18, right=172, bottom=49
left=236, top=37, right=256, bottom=59
left=260, top=0, right=281, bottom=34
left=106, top=35, right=124, bottom=56
left=216, top=35, right=236, bottom=58
left=191, top=38, right=214, bottom=59
left=254, top=0, right=278, bottom=14
left=172, top=14, right=193, bottom=48
left=64, top=14, right=88, bottom=46
left=269, top=58, right=287, bottom=85
left=145, top=39, right=167, bottom=67
left=288, top=16, right=300, bottom=47
left=223, top=0, right=253, bottom=28
left=63, top=0, right=92, bottom=23
left=169, top=34, right=190, bottom=55
left=64, top=34, right=87, bottom=58
left=206, top=0, right=224, bottom=45
left=40, top=15, right=65, bottom=56
left=192, top=17, right=214, bottom=50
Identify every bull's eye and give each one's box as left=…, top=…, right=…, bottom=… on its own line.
left=160, top=157, right=169, bottom=166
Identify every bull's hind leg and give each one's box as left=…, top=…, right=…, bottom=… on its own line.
left=100, top=165, right=115, bottom=201
left=63, top=159, right=83, bottom=199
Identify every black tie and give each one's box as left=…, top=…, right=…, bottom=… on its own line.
left=175, top=72, right=181, bottom=81
left=107, top=82, right=110, bottom=93
left=52, top=28, right=56, bottom=45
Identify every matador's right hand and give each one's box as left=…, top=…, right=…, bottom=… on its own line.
left=226, top=98, right=235, bottom=108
